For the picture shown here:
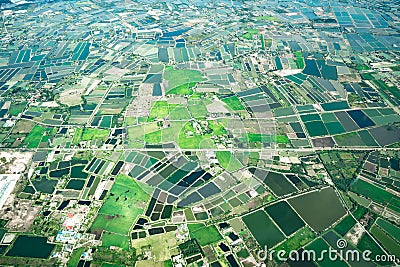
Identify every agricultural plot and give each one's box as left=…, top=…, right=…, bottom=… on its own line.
left=90, top=174, right=151, bottom=235
left=164, top=67, right=205, bottom=94
left=265, top=201, right=305, bottom=236
left=220, top=95, right=245, bottom=111
left=274, top=227, right=316, bottom=256
left=242, top=210, right=285, bottom=248
left=306, top=238, right=349, bottom=267
left=370, top=225, right=400, bottom=256
left=288, top=188, right=346, bottom=232
left=188, top=223, right=223, bottom=246
left=215, top=151, right=243, bottom=172
left=22, top=125, right=48, bottom=148
left=250, top=168, right=297, bottom=196
left=350, top=179, right=399, bottom=206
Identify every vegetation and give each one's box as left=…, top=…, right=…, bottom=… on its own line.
left=295, top=51, right=305, bottom=69
left=22, top=125, right=47, bottom=148
left=188, top=223, right=223, bottom=246
left=67, top=247, right=86, bottom=267
left=216, top=151, right=243, bottom=172
left=242, top=28, right=259, bottom=40
left=164, top=67, right=205, bottom=93
left=333, top=215, right=356, bottom=235
left=221, top=95, right=245, bottom=110
left=91, top=174, right=151, bottom=235
left=351, top=179, right=398, bottom=205
left=81, top=128, right=110, bottom=141
left=274, top=227, right=315, bottom=254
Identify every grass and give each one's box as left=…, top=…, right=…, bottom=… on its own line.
left=8, top=102, right=27, bottom=116
left=178, top=122, right=213, bottom=149
left=101, top=231, right=130, bottom=250
left=208, top=120, right=227, bottom=136
left=67, top=247, right=85, bottom=267
left=356, top=64, right=370, bottom=70
left=375, top=218, right=400, bottom=242
left=131, top=232, right=177, bottom=262
left=22, top=124, right=47, bottom=148
left=188, top=223, right=222, bottom=246
left=81, top=128, right=110, bottom=141
left=274, top=227, right=316, bottom=252
left=373, top=79, right=400, bottom=99
left=149, top=101, right=169, bottom=119
left=215, top=151, right=243, bottom=172
left=166, top=82, right=197, bottom=95
left=242, top=133, right=289, bottom=144
left=185, top=208, right=195, bottom=221
left=352, top=206, right=367, bottom=220
left=333, top=215, right=356, bottom=236
left=164, top=260, right=173, bottom=267
left=351, top=179, right=398, bottom=205
left=221, top=96, right=245, bottom=110
left=169, top=107, right=191, bottom=120
left=91, top=174, right=152, bottom=235
left=295, top=51, right=305, bottom=69
left=357, top=232, right=386, bottom=259
left=188, top=101, right=208, bottom=119
left=144, top=130, right=162, bottom=144
left=260, top=34, right=265, bottom=50
left=242, top=28, right=259, bottom=40
left=370, top=225, right=400, bottom=256
left=164, top=67, right=205, bottom=93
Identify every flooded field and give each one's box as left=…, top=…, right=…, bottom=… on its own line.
left=288, top=188, right=346, bottom=232
left=6, top=235, right=55, bottom=258
left=242, top=210, right=285, bottom=248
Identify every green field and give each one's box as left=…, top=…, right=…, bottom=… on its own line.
left=22, top=124, right=47, bottom=148
left=370, top=225, right=400, bottom=256
left=242, top=210, right=285, bottom=248
left=67, top=247, right=85, bottom=267
left=333, top=215, right=356, bottom=236
left=188, top=223, right=222, bottom=246
left=242, top=28, right=259, bottom=40
left=164, top=67, right=205, bottom=94
left=373, top=79, right=400, bottom=99
left=178, top=122, right=214, bottom=149
left=375, top=218, right=400, bottom=242
left=91, top=174, right=151, bottom=235
left=144, top=130, right=162, bottom=144
left=8, top=102, right=27, bottom=116
left=306, top=238, right=348, bottom=267
left=274, top=227, right=315, bottom=252
left=169, top=106, right=191, bottom=120
left=166, top=82, right=197, bottom=95
left=243, top=133, right=289, bottom=144
left=221, top=96, right=245, bottom=110
left=215, top=151, right=243, bottom=172
left=101, top=231, right=130, bottom=250
left=188, top=101, right=208, bottom=118
left=357, top=232, right=386, bottom=259
left=208, top=120, right=227, bottom=136
left=81, top=128, right=110, bottom=141
left=295, top=51, right=305, bottom=69
left=255, top=16, right=279, bottom=21
left=149, top=101, right=171, bottom=119
left=351, top=179, right=398, bottom=205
